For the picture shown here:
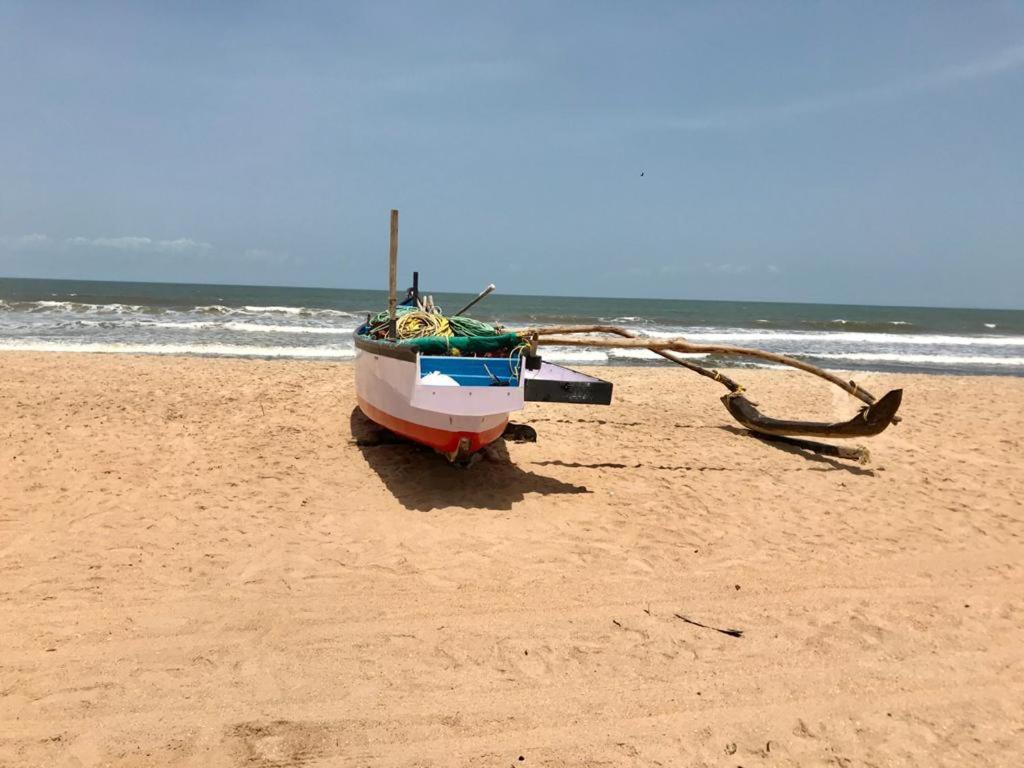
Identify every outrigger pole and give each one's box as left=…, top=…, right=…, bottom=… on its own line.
left=513, top=324, right=903, bottom=457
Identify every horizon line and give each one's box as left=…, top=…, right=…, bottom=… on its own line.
left=1, top=273, right=1021, bottom=314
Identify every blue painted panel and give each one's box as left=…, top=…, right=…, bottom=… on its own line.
left=419, top=355, right=521, bottom=386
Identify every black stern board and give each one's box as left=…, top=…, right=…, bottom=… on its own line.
left=524, top=362, right=613, bottom=405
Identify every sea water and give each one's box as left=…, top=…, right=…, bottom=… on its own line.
left=1, top=277, right=1022, bottom=375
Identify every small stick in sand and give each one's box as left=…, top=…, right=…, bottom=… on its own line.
left=674, top=613, right=744, bottom=638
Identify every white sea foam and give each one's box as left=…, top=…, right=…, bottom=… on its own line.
left=0, top=340, right=355, bottom=359
left=223, top=322, right=355, bottom=335
left=23, top=300, right=147, bottom=314
left=242, top=305, right=304, bottom=314
left=638, top=329, right=1024, bottom=347
left=240, top=304, right=355, bottom=317
left=985, top=323, right=997, bottom=329
left=811, top=352, right=1024, bottom=366
left=147, top=320, right=216, bottom=330
left=69, top=318, right=357, bottom=335
left=194, top=304, right=355, bottom=318
left=539, top=348, right=609, bottom=363
left=69, top=319, right=214, bottom=330
left=608, top=347, right=662, bottom=360
left=607, top=347, right=707, bottom=360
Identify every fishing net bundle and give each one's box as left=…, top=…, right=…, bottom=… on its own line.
left=366, top=306, right=503, bottom=341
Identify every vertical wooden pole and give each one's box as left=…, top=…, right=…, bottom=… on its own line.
left=388, top=209, right=398, bottom=338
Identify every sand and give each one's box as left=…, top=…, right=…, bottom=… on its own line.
left=1, top=352, right=1022, bottom=767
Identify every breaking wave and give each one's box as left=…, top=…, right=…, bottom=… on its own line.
left=223, top=322, right=354, bottom=335
left=66, top=319, right=357, bottom=335
left=811, top=352, right=1024, bottom=367
left=0, top=339, right=355, bottom=359
left=538, top=349, right=610, bottom=363
left=1, top=285, right=1022, bottom=372
left=196, top=304, right=356, bottom=318
left=638, top=329, right=1024, bottom=347
left=16, top=300, right=148, bottom=314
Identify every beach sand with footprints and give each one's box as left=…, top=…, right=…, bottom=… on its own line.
left=2, top=352, right=1022, bottom=765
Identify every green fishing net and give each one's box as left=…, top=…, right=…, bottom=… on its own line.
left=398, top=333, right=521, bottom=355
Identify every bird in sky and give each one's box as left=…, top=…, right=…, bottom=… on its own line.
left=640, top=171, right=645, bottom=177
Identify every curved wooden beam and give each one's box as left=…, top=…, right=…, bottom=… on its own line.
left=722, top=389, right=903, bottom=439
left=518, top=329, right=881, bottom=406
left=513, top=324, right=904, bottom=442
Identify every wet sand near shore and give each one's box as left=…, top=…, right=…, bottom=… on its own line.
left=1, top=353, right=1022, bottom=766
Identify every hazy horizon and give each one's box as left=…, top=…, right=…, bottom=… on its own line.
left=4, top=273, right=1023, bottom=313
left=2, top=3, right=1023, bottom=309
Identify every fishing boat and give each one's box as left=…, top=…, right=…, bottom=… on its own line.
left=355, top=211, right=903, bottom=464
left=354, top=274, right=612, bottom=463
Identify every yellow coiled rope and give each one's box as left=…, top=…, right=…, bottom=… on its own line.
left=395, top=310, right=451, bottom=339
left=368, top=306, right=498, bottom=341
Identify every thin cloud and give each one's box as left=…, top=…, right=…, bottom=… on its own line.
left=704, top=262, right=749, bottom=275
left=2, top=234, right=290, bottom=264
left=64, top=236, right=212, bottom=254
left=0, top=233, right=51, bottom=249
left=666, top=41, right=1024, bottom=131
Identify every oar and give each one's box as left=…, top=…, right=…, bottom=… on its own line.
left=454, top=284, right=496, bottom=316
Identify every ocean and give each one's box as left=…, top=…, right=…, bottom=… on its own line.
left=1, top=277, right=1022, bottom=375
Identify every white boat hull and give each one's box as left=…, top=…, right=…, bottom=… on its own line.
left=354, top=347, right=524, bottom=459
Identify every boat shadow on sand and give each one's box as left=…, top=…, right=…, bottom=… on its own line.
left=348, top=407, right=590, bottom=511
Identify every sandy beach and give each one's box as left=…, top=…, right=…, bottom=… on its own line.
left=1, top=352, right=1022, bottom=766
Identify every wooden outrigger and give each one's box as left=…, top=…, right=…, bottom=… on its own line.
left=513, top=325, right=903, bottom=443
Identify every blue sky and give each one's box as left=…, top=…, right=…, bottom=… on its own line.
left=1, top=2, right=1023, bottom=307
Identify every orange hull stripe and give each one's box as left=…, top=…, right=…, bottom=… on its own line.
left=357, top=396, right=508, bottom=454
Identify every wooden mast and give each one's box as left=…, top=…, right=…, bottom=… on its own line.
left=388, top=209, right=399, bottom=338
